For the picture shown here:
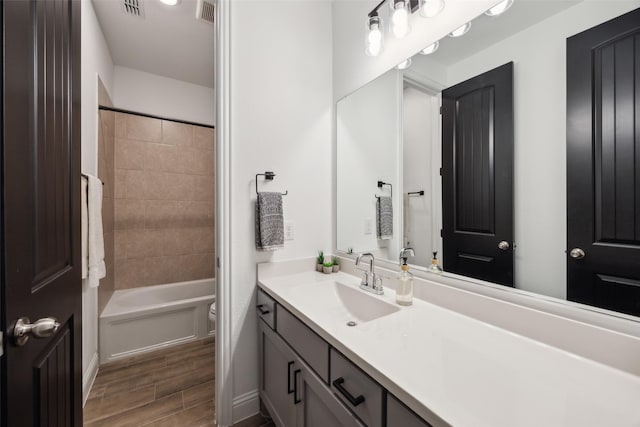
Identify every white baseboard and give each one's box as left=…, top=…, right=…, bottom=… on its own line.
left=231, top=389, right=260, bottom=424
left=82, top=352, right=100, bottom=407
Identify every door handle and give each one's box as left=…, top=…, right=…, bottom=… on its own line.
left=11, top=317, right=60, bottom=346
left=569, top=248, right=585, bottom=259
left=498, top=241, right=510, bottom=251
left=332, top=377, right=365, bottom=407
left=287, top=361, right=295, bottom=394
left=256, top=304, right=271, bottom=315
left=293, top=369, right=302, bottom=404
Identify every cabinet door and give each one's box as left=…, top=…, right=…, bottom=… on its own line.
left=387, top=394, right=432, bottom=427
left=295, top=361, right=364, bottom=427
left=259, top=320, right=297, bottom=427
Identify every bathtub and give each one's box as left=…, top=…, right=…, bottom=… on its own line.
left=99, top=278, right=215, bottom=364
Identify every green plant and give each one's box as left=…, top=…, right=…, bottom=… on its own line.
left=323, top=261, right=333, bottom=268
left=332, top=256, right=339, bottom=265
left=316, top=250, right=324, bottom=264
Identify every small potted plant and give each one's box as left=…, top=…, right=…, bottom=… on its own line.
left=322, top=260, right=333, bottom=274
left=332, top=256, right=340, bottom=272
left=316, top=251, right=324, bottom=272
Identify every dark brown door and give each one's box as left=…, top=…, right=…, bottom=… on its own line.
left=567, top=8, right=640, bottom=316
left=441, top=62, right=514, bottom=286
left=2, top=0, right=82, bottom=425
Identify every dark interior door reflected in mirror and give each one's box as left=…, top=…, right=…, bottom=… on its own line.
left=567, top=8, right=640, bottom=317
left=442, top=62, right=514, bottom=286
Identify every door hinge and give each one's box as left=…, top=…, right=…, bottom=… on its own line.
left=440, top=229, right=443, bottom=238
left=439, top=168, right=443, bottom=176
left=0, top=331, right=4, bottom=357
left=217, top=257, right=220, bottom=268
left=439, top=106, right=442, bottom=114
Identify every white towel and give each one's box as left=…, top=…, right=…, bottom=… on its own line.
left=81, top=178, right=88, bottom=279
left=82, top=174, right=106, bottom=287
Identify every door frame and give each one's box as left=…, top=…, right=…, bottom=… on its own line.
left=215, top=0, right=233, bottom=425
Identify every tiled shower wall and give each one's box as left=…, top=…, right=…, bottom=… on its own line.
left=114, top=112, right=215, bottom=289
left=97, top=80, right=115, bottom=315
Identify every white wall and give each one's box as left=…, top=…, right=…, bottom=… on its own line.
left=229, top=1, right=333, bottom=422
left=445, top=0, right=640, bottom=298
left=112, top=66, right=215, bottom=126
left=332, top=0, right=503, bottom=101
left=402, top=86, right=439, bottom=268
left=80, top=0, right=114, bottom=404
left=337, top=71, right=403, bottom=259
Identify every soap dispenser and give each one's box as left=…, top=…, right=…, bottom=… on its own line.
left=396, top=248, right=415, bottom=306
left=427, top=251, right=443, bottom=274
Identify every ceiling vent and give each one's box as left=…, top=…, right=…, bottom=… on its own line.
left=122, top=0, right=145, bottom=18
left=196, top=0, right=215, bottom=24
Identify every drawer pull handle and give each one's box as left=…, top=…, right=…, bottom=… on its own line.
left=287, top=361, right=295, bottom=394
left=257, top=304, right=271, bottom=315
left=333, top=377, right=365, bottom=407
left=294, top=369, right=302, bottom=404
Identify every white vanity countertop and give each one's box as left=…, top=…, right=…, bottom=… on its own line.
left=258, top=269, right=640, bottom=427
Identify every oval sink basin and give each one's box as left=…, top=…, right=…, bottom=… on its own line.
left=290, top=280, right=400, bottom=323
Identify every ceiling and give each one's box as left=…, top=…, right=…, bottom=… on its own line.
left=92, top=0, right=215, bottom=88
left=419, top=0, right=582, bottom=67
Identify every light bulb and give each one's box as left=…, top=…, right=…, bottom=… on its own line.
left=420, top=41, right=439, bottom=55
left=420, top=0, right=445, bottom=18
left=396, top=58, right=412, bottom=70
left=485, top=0, right=514, bottom=16
left=449, top=22, right=471, bottom=37
left=365, top=15, right=383, bottom=56
left=159, top=0, right=179, bottom=5
left=391, top=1, right=411, bottom=39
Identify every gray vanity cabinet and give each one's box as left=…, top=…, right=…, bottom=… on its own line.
left=386, top=394, right=432, bottom=427
left=259, top=319, right=297, bottom=427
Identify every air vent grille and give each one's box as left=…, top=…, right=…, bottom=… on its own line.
left=196, top=0, right=215, bottom=24
left=122, top=0, right=144, bottom=18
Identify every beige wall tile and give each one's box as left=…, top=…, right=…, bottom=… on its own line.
left=192, top=175, right=214, bottom=201
left=162, top=120, right=193, bottom=147
left=123, top=169, right=146, bottom=199
left=115, top=230, right=127, bottom=260
left=115, top=138, right=145, bottom=170
left=115, top=199, right=146, bottom=230
left=190, top=227, right=215, bottom=253
left=144, top=256, right=181, bottom=285
left=114, top=169, right=127, bottom=199
left=145, top=143, right=181, bottom=174
left=180, top=148, right=212, bottom=176
left=115, top=258, right=147, bottom=289
left=102, top=197, right=114, bottom=234
left=187, top=201, right=214, bottom=227
left=125, top=114, right=162, bottom=142
left=115, top=113, right=126, bottom=138
left=145, top=200, right=190, bottom=229
left=193, top=127, right=214, bottom=151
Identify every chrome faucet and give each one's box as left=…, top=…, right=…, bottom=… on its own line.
left=355, top=253, right=384, bottom=295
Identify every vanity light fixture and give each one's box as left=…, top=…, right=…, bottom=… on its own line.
left=366, top=14, right=384, bottom=56
left=159, top=0, right=180, bottom=5
left=420, top=0, right=445, bottom=18
left=390, top=0, right=411, bottom=39
left=449, top=21, right=471, bottom=37
left=485, top=0, right=514, bottom=16
left=420, top=41, right=439, bottom=55
left=396, top=58, right=412, bottom=70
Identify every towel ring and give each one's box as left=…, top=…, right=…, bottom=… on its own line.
left=375, top=181, right=392, bottom=198
left=255, top=172, right=288, bottom=196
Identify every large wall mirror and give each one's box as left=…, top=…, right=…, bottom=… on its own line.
left=337, top=1, right=640, bottom=318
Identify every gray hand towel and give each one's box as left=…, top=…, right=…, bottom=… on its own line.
left=255, top=192, right=284, bottom=251
left=377, top=196, right=393, bottom=240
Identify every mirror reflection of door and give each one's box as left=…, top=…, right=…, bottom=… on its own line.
left=441, top=63, right=515, bottom=286
left=567, top=7, right=640, bottom=316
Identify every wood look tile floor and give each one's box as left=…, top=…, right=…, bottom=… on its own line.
left=84, top=338, right=217, bottom=427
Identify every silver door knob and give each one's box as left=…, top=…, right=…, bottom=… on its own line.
left=12, top=317, right=60, bottom=346
left=569, top=248, right=585, bottom=259
left=498, top=241, right=510, bottom=250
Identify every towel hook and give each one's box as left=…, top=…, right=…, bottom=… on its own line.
left=255, top=171, right=288, bottom=196
left=408, top=190, right=424, bottom=196
left=375, top=181, right=392, bottom=198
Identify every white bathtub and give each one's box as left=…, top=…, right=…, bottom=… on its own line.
left=99, top=278, right=215, bottom=364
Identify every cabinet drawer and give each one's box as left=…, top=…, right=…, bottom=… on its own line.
left=277, top=305, right=329, bottom=383
left=257, top=289, right=276, bottom=329
left=387, top=394, right=432, bottom=427
left=330, top=349, right=383, bottom=427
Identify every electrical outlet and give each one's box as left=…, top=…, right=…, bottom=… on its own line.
left=284, top=221, right=294, bottom=241
left=364, top=218, right=373, bottom=235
